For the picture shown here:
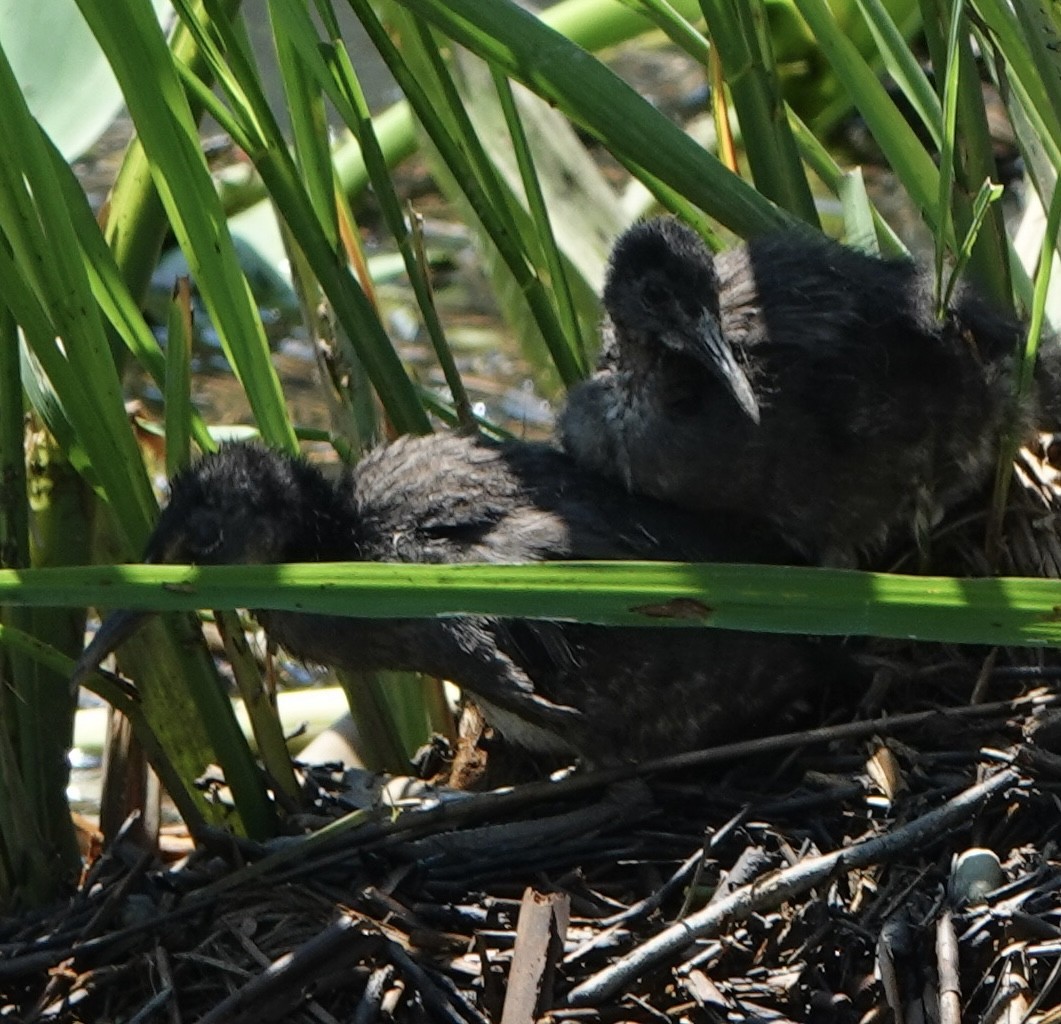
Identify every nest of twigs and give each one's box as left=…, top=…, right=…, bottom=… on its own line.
left=3, top=443, right=1061, bottom=1023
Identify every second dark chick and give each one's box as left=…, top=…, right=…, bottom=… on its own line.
left=559, top=218, right=1061, bottom=567
left=73, top=434, right=843, bottom=763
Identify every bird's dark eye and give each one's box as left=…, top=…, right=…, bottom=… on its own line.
left=679, top=294, right=708, bottom=319
left=642, top=281, right=669, bottom=307
left=185, top=510, right=225, bottom=560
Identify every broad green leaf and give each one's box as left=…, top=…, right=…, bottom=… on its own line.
left=0, top=0, right=170, bottom=159
left=3, top=561, right=1061, bottom=648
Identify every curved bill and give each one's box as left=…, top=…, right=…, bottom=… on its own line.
left=70, top=609, right=155, bottom=690
left=666, top=312, right=760, bottom=424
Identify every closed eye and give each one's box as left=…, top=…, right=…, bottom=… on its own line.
left=420, top=521, right=494, bottom=543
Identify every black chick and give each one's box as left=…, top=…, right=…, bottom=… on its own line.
left=73, top=434, right=844, bottom=762
left=559, top=217, right=1061, bottom=567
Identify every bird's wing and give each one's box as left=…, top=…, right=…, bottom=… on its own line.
left=717, top=235, right=918, bottom=358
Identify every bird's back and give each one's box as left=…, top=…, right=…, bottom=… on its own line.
left=347, top=431, right=800, bottom=567
left=718, top=232, right=924, bottom=357
left=718, top=234, right=1028, bottom=560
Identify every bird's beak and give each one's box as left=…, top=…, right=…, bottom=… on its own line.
left=70, top=609, right=155, bottom=690
left=669, top=312, right=761, bottom=425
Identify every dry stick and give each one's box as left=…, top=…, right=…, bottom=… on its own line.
left=500, top=890, right=570, bottom=1024
left=124, top=987, right=174, bottom=1024
left=195, top=915, right=376, bottom=1024
left=675, top=809, right=751, bottom=923
left=385, top=939, right=488, bottom=1024
left=353, top=965, right=395, bottom=1024
left=77, top=845, right=155, bottom=942
left=876, top=916, right=905, bottom=1024
left=1013, top=948, right=1061, bottom=1022
left=154, top=945, right=179, bottom=1024
left=379, top=978, right=406, bottom=1018
left=0, top=700, right=1040, bottom=984
left=271, top=694, right=1054, bottom=890
left=567, top=766, right=1022, bottom=1005
left=474, top=933, right=507, bottom=1015
left=566, top=843, right=710, bottom=966
left=936, top=908, right=961, bottom=1024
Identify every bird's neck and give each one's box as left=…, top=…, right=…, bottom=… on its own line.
left=603, top=319, right=657, bottom=377
left=284, top=474, right=361, bottom=563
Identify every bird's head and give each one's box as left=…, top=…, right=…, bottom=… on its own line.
left=602, top=218, right=760, bottom=424
left=604, top=217, right=722, bottom=340
left=71, top=444, right=350, bottom=688
left=144, top=443, right=342, bottom=567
